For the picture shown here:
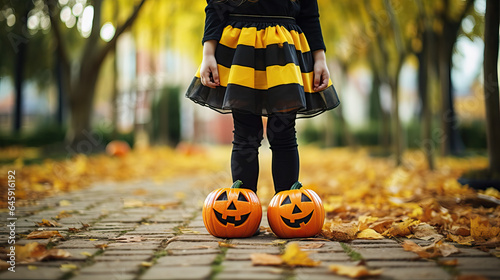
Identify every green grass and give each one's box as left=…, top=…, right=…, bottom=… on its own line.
left=340, top=242, right=364, bottom=261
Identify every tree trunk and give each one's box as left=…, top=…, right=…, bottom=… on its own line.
left=484, top=0, right=500, bottom=176
left=417, top=28, right=435, bottom=170
left=390, top=67, right=403, bottom=166
left=436, top=0, right=474, bottom=156
left=438, top=28, right=464, bottom=156
left=12, top=2, right=32, bottom=134
left=66, top=63, right=100, bottom=149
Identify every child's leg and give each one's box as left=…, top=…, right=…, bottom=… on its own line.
left=231, top=111, right=264, bottom=192
left=267, top=113, right=299, bottom=193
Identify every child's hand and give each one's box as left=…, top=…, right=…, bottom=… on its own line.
left=200, top=40, right=220, bottom=88
left=312, top=50, right=330, bottom=92
left=200, top=55, right=220, bottom=88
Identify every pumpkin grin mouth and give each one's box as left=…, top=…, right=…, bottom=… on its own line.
left=214, top=209, right=250, bottom=226
left=281, top=210, right=314, bottom=228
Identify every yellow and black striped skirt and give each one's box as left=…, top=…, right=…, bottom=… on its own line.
left=186, top=15, right=340, bottom=117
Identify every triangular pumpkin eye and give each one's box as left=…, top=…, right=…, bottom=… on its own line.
left=217, top=191, right=228, bottom=201
left=301, top=193, right=312, bottom=202
left=281, top=195, right=291, bottom=206
left=238, top=193, right=248, bottom=202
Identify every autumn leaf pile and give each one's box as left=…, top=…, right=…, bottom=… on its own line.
left=294, top=147, right=500, bottom=248
left=0, top=145, right=226, bottom=208
left=1, top=145, right=499, bottom=248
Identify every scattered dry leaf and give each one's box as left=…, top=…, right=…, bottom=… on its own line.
left=110, top=236, right=144, bottom=243
left=438, top=259, right=458, bottom=266
left=141, top=262, right=153, bottom=267
left=324, top=223, right=357, bottom=242
left=250, top=253, right=283, bottom=266
left=36, top=219, right=62, bottom=227
left=402, top=240, right=459, bottom=258
left=4, top=242, right=71, bottom=263
left=26, top=231, right=63, bottom=239
left=447, top=234, right=474, bottom=246
left=94, top=244, right=108, bottom=249
left=218, top=242, right=236, bottom=248
left=59, top=200, right=72, bottom=206
left=357, top=229, right=384, bottom=240
left=412, top=223, right=443, bottom=241
left=60, top=264, right=78, bottom=272
left=471, top=216, right=500, bottom=242
left=80, top=251, right=93, bottom=257
left=281, top=243, right=320, bottom=267
left=329, top=264, right=383, bottom=278
left=383, top=219, right=420, bottom=237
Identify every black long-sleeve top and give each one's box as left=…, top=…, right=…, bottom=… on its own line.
left=203, top=0, right=326, bottom=52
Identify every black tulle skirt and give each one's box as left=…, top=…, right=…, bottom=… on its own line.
left=185, top=15, right=340, bottom=117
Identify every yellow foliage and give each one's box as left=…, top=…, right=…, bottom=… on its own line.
left=281, top=242, right=321, bottom=267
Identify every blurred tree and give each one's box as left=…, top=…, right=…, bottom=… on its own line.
left=44, top=0, right=146, bottom=148
left=416, top=0, right=436, bottom=170
left=435, top=0, right=475, bottom=156
left=483, top=0, right=500, bottom=176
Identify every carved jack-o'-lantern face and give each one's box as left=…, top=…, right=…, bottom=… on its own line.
left=267, top=182, right=325, bottom=238
left=203, top=181, right=262, bottom=238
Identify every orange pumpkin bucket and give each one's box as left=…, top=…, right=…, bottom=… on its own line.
left=267, top=182, right=325, bottom=238
left=202, top=180, right=262, bottom=238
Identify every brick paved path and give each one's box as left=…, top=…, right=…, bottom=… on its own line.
left=1, top=177, right=500, bottom=280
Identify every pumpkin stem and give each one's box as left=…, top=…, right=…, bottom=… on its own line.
left=290, top=181, right=302, bottom=190
left=231, top=180, right=244, bottom=189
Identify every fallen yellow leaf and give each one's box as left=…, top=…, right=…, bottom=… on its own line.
left=250, top=253, right=283, bottom=266
left=60, top=264, right=78, bottom=272
left=329, top=264, right=383, bottom=278
left=281, top=243, right=320, bottom=267
left=357, top=229, right=384, bottom=240
left=26, top=231, right=63, bottom=239
left=218, top=242, right=236, bottom=248
left=402, top=240, right=459, bottom=258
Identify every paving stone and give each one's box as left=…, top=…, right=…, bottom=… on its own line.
left=140, top=265, right=212, bottom=280
left=168, top=248, right=221, bottom=255
left=183, top=226, right=211, bottom=235
left=64, top=248, right=100, bottom=261
left=56, top=239, right=106, bottom=249
left=441, top=256, right=500, bottom=270
left=100, top=216, right=148, bottom=223
left=379, top=267, right=451, bottom=280
left=225, top=248, right=281, bottom=261
left=70, top=231, right=122, bottom=239
left=294, top=241, right=344, bottom=253
left=229, top=235, right=280, bottom=245
left=307, top=252, right=351, bottom=262
left=175, top=235, right=224, bottom=242
left=215, top=271, right=285, bottom=280
left=0, top=266, right=65, bottom=279
left=94, top=254, right=152, bottom=262
left=103, top=249, right=156, bottom=255
left=367, top=260, right=439, bottom=268
left=107, top=242, right=161, bottom=250
left=454, top=247, right=494, bottom=257
left=90, top=223, right=137, bottom=230
left=355, top=247, right=420, bottom=261
left=155, top=254, right=218, bottom=266
left=166, top=241, right=219, bottom=250
left=133, top=223, right=178, bottom=233
left=78, top=261, right=143, bottom=274
left=71, top=273, right=137, bottom=280
left=459, top=271, right=500, bottom=279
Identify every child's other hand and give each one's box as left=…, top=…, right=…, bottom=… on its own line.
left=312, top=50, right=330, bottom=92
left=200, top=55, right=220, bottom=88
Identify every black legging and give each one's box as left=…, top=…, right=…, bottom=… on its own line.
left=231, top=111, right=299, bottom=193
